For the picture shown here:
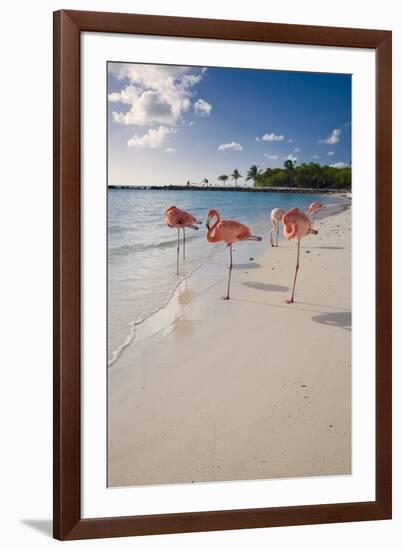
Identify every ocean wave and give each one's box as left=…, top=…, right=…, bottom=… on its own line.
left=108, top=234, right=199, bottom=258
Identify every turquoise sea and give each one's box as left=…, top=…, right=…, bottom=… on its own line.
left=108, top=189, right=344, bottom=364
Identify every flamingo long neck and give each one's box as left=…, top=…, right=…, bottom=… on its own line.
left=207, top=211, right=220, bottom=242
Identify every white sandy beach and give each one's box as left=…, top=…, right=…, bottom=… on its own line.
left=108, top=202, right=351, bottom=487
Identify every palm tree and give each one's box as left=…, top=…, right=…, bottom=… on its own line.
left=231, top=169, right=242, bottom=188
left=246, top=165, right=263, bottom=187
left=218, top=174, right=229, bottom=187
left=202, top=178, right=209, bottom=186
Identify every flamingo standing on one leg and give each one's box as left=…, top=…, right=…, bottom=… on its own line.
left=164, top=206, right=201, bottom=274
left=206, top=209, right=262, bottom=300
left=283, top=207, right=318, bottom=304
left=269, top=208, right=285, bottom=247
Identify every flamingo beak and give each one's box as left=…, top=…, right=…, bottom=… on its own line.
left=205, top=216, right=211, bottom=230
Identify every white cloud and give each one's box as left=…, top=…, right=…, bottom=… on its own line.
left=165, top=147, right=176, bottom=153
left=108, top=84, right=140, bottom=105
left=330, top=162, right=348, bottom=168
left=194, top=98, right=212, bottom=117
left=312, top=155, right=320, bottom=159
left=188, top=120, right=195, bottom=126
left=288, top=138, right=293, bottom=143
left=286, top=154, right=298, bottom=162
left=111, top=89, right=186, bottom=126
left=294, top=147, right=301, bottom=153
left=320, top=128, right=341, bottom=144
left=264, top=154, right=278, bottom=159
left=108, top=64, right=206, bottom=127
left=259, top=132, right=285, bottom=142
left=218, top=141, right=243, bottom=151
left=127, top=126, right=176, bottom=149
left=328, top=151, right=335, bottom=156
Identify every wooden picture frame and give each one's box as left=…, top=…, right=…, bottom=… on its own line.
left=53, top=9, right=392, bottom=540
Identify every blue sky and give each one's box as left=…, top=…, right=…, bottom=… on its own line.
left=108, top=62, right=351, bottom=186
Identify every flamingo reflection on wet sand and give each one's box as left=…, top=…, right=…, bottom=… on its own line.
left=206, top=209, right=262, bottom=300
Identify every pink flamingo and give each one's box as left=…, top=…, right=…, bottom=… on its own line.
left=307, top=201, right=326, bottom=223
left=206, top=209, right=262, bottom=300
left=283, top=207, right=318, bottom=304
left=164, top=206, right=201, bottom=274
left=269, top=208, right=285, bottom=247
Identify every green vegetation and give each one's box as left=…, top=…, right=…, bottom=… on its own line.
left=194, top=161, right=351, bottom=191
left=246, top=165, right=263, bottom=188
left=218, top=174, right=229, bottom=187
left=230, top=169, right=242, bottom=188
left=255, top=160, right=351, bottom=190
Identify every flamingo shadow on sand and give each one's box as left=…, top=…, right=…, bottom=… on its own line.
left=312, top=311, right=351, bottom=330
left=242, top=282, right=289, bottom=292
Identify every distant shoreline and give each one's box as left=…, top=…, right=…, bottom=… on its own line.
left=108, top=185, right=349, bottom=195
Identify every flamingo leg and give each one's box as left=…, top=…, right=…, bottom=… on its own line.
left=183, top=227, right=186, bottom=260
left=176, top=227, right=180, bottom=275
left=224, top=244, right=233, bottom=300
left=269, top=221, right=276, bottom=247
left=276, top=224, right=279, bottom=247
left=287, top=239, right=301, bottom=304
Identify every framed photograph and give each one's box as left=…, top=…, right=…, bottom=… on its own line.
left=53, top=10, right=392, bottom=540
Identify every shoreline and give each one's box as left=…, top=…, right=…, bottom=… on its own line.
left=109, top=184, right=350, bottom=195
left=108, top=202, right=351, bottom=487
left=107, top=196, right=351, bottom=368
